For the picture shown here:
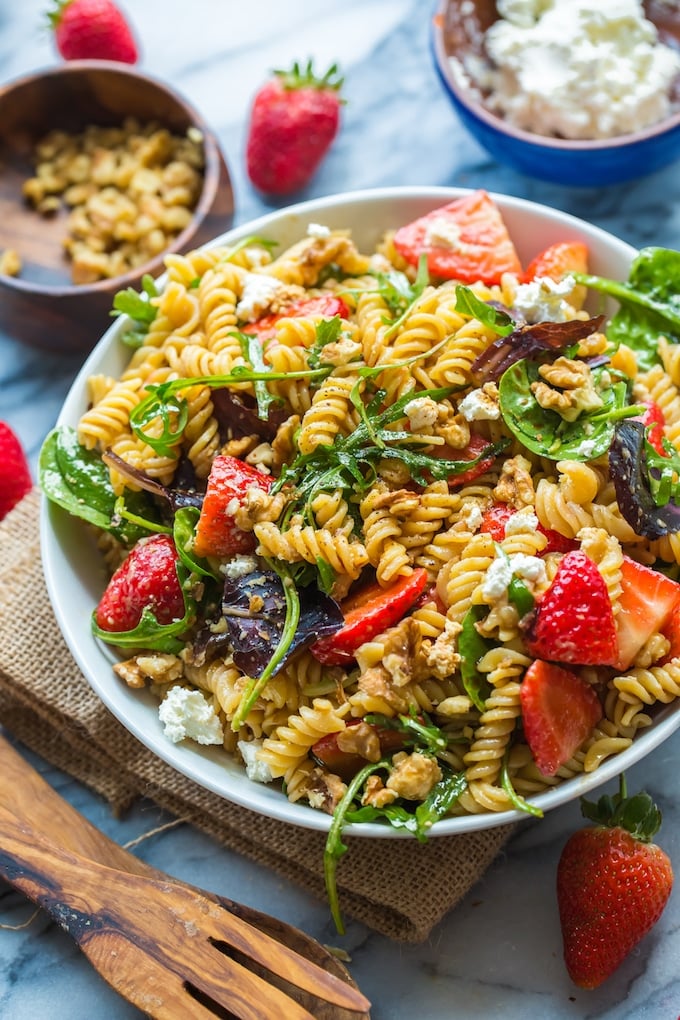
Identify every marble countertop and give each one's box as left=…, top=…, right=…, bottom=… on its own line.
left=1, top=2, right=679, bottom=1017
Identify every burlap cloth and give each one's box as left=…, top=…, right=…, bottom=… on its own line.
left=0, top=488, right=514, bottom=943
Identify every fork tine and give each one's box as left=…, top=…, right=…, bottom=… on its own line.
left=82, top=928, right=227, bottom=1020
left=179, top=886, right=369, bottom=1013
left=83, top=925, right=317, bottom=1020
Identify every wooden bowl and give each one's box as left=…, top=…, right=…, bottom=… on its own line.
left=0, top=61, right=234, bottom=355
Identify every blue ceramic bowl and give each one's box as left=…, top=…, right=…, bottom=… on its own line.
left=431, top=0, right=680, bottom=187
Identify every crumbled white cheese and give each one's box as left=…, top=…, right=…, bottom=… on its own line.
left=512, top=275, right=576, bottom=323
left=423, top=215, right=471, bottom=252
left=236, top=272, right=283, bottom=322
left=574, top=437, right=598, bottom=459
left=221, top=554, right=259, bottom=579
left=458, top=387, right=501, bottom=421
left=461, top=0, right=680, bottom=140
left=404, top=396, right=440, bottom=432
left=482, top=555, right=514, bottom=600
left=158, top=687, right=224, bottom=745
left=505, top=508, right=539, bottom=534
left=307, top=222, right=331, bottom=238
left=463, top=503, right=484, bottom=532
left=510, top=553, right=548, bottom=587
left=238, top=739, right=274, bottom=783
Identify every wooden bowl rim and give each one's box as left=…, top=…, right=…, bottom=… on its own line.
left=0, top=59, right=228, bottom=298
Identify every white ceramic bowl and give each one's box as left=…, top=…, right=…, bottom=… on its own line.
left=41, top=186, right=680, bottom=836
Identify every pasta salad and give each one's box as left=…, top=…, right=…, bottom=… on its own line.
left=41, top=190, right=680, bottom=920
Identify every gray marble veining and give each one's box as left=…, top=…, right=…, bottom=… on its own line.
left=1, top=1, right=679, bottom=1017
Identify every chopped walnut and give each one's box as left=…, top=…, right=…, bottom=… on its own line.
left=337, top=721, right=382, bottom=762
left=362, top=775, right=398, bottom=808
left=492, top=454, right=535, bottom=508
left=221, top=435, right=260, bottom=459
left=380, top=617, right=428, bottom=687
left=437, top=413, right=471, bottom=450
left=358, top=667, right=411, bottom=714
left=266, top=283, right=306, bottom=315
left=386, top=751, right=442, bottom=801
left=271, top=414, right=300, bottom=470
left=426, top=618, right=462, bottom=680
left=234, top=486, right=288, bottom=531
left=575, top=331, right=608, bottom=358
left=305, top=767, right=347, bottom=814
left=318, top=335, right=362, bottom=366
left=113, top=652, right=184, bottom=688
left=366, top=486, right=421, bottom=516
left=533, top=357, right=604, bottom=422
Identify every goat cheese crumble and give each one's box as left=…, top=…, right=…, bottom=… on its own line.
left=454, top=0, right=680, bottom=140
left=512, top=275, right=576, bottom=323
left=236, top=272, right=283, bottom=322
left=158, top=687, right=224, bottom=745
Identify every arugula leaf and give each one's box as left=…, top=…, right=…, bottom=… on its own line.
left=39, top=426, right=156, bottom=545
left=307, top=316, right=344, bottom=369
left=364, top=711, right=453, bottom=755
left=414, top=766, right=468, bottom=835
left=501, top=745, right=543, bottom=818
left=110, top=275, right=159, bottom=348
left=454, top=285, right=515, bottom=336
left=236, top=331, right=283, bottom=419
left=324, top=760, right=389, bottom=934
left=577, top=247, right=680, bottom=373
left=229, top=561, right=302, bottom=731
left=129, top=366, right=330, bottom=451
left=173, top=507, right=219, bottom=578
left=499, top=360, right=639, bottom=461
left=458, top=605, right=493, bottom=711
left=380, top=254, right=430, bottom=338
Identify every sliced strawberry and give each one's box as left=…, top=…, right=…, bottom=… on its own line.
left=614, top=556, right=680, bottom=670
left=246, top=294, right=350, bottom=343
left=631, top=400, right=666, bottom=457
left=523, top=241, right=589, bottom=283
left=310, top=568, right=429, bottom=665
left=428, top=434, right=498, bottom=488
left=193, top=455, right=273, bottom=558
left=95, top=534, right=184, bottom=632
left=311, top=719, right=408, bottom=781
left=479, top=502, right=515, bottom=541
left=392, top=191, right=522, bottom=285
left=480, top=501, right=578, bottom=554
left=524, top=550, right=618, bottom=666
left=520, top=660, right=603, bottom=776
left=660, top=601, right=680, bottom=664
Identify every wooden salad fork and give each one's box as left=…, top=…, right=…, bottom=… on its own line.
left=0, top=734, right=370, bottom=1020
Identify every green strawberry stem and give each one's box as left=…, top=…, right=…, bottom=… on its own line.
left=580, top=773, right=663, bottom=842
left=274, top=59, right=344, bottom=93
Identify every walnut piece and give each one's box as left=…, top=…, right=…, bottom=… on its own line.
left=386, top=751, right=442, bottom=801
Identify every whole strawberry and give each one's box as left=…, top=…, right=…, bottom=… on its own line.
left=246, top=59, right=343, bottom=196
left=0, top=422, right=32, bottom=520
left=48, top=0, right=139, bottom=64
left=94, top=534, right=184, bottom=633
left=557, top=776, right=674, bottom=989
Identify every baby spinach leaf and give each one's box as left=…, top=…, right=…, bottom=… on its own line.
left=577, top=247, right=680, bottom=373
left=173, top=507, right=218, bottom=579
left=459, top=605, right=493, bottom=712
left=499, top=360, right=632, bottom=461
left=39, top=426, right=155, bottom=545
